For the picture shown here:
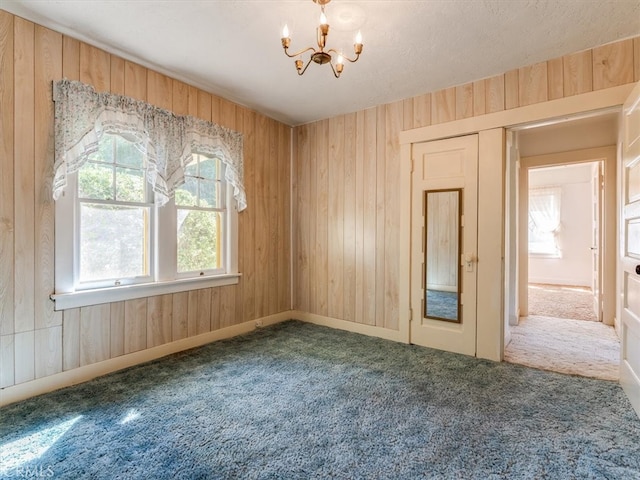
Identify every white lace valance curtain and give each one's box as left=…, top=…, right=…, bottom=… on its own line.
left=53, top=79, right=246, bottom=210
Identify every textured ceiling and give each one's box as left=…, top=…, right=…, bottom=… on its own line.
left=2, top=0, right=640, bottom=126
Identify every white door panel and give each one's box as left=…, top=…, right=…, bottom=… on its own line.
left=620, top=81, right=640, bottom=418
left=411, top=135, right=478, bottom=356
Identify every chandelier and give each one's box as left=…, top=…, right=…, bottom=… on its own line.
left=280, top=0, right=363, bottom=78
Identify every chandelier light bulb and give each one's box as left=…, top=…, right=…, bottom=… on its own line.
left=282, top=24, right=289, bottom=38
left=355, top=31, right=362, bottom=44
left=319, top=12, right=327, bottom=25
left=337, top=53, right=344, bottom=65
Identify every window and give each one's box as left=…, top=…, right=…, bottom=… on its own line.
left=52, top=79, right=245, bottom=310
left=528, top=187, right=561, bottom=257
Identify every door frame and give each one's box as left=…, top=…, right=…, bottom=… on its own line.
left=518, top=148, right=616, bottom=325
left=399, top=84, right=635, bottom=362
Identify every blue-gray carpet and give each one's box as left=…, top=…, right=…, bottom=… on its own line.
left=1, top=320, right=639, bottom=479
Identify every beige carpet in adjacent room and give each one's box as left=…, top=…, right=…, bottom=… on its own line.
left=528, top=283, right=598, bottom=321
left=504, top=315, right=620, bottom=381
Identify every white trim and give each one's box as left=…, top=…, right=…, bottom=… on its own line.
left=293, top=310, right=407, bottom=343
left=400, top=85, right=634, bottom=145
left=51, top=274, right=241, bottom=310
left=0, top=311, right=291, bottom=407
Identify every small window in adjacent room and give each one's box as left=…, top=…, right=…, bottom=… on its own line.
left=528, top=187, right=561, bottom=257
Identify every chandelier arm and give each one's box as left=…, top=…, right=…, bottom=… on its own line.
left=297, top=57, right=315, bottom=76
left=328, top=61, right=341, bottom=78
left=283, top=46, right=317, bottom=59
left=326, top=49, right=361, bottom=63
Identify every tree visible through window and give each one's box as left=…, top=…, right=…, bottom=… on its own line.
left=78, top=133, right=151, bottom=284
left=176, top=155, right=225, bottom=274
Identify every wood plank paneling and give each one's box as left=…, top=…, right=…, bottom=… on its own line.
left=362, top=108, right=377, bottom=325
left=196, top=288, right=211, bottom=334
left=80, top=304, right=110, bottom=366
left=124, top=298, right=147, bottom=354
left=432, top=87, right=455, bottom=124
left=219, top=286, right=234, bottom=329
left=79, top=43, right=110, bottom=92
left=242, top=110, right=256, bottom=321
left=14, top=330, right=34, bottom=384
left=413, top=93, right=431, bottom=128
left=147, top=70, right=172, bottom=109
left=187, top=290, right=198, bottom=336
left=354, top=111, right=365, bottom=323
left=519, top=62, right=548, bottom=106
left=307, top=122, right=317, bottom=313
left=125, top=61, right=146, bottom=101
left=171, top=291, right=188, bottom=341
left=593, top=39, right=634, bottom=90
left=210, top=287, right=221, bottom=330
left=384, top=101, right=402, bottom=330
left=0, top=11, right=15, bottom=337
left=62, top=308, right=80, bottom=371
left=110, top=55, right=125, bottom=95
left=34, top=325, right=62, bottom=378
left=563, top=49, right=592, bottom=96
left=62, top=36, right=79, bottom=80
left=375, top=105, right=386, bottom=327
left=234, top=107, right=246, bottom=322
left=210, top=95, right=221, bottom=124
left=220, top=99, right=236, bottom=130
left=110, top=301, right=125, bottom=357
left=278, top=123, right=291, bottom=313
left=505, top=69, right=519, bottom=109
left=255, top=114, right=269, bottom=317
left=267, top=119, right=278, bottom=315
left=34, top=25, right=62, bottom=330
left=0, top=334, right=14, bottom=388
left=147, top=294, right=172, bottom=348
left=172, top=80, right=189, bottom=115
left=316, top=120, right=329, bottom=316
left=14, top=17, right=35, bottom=334
left=455, top=83, right=473, bottom=120
left=547, top=57, right=564, bottom=100
left=403, top=98, right=414, bottom=130
left=343, top=113, right=357, bottom=322
left=328, top=115, right=345, bottom=319
left=485, top=74, right=505, bottom=113
left=473, top=80, right=486, bottom=116
left=197, top=90, right=212, bottom=121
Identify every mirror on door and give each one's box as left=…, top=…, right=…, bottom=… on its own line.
left=424, top=189, right=461, bottom=323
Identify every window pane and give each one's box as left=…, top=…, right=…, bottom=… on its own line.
left=78, top=162, right=114, bottom=200
left=116, top=167, right=145, bottom=202
left=115, top=135, right=144, bottom=168
left=80, top=203, right=149, bottom=282
left=200, top=180, right=219, bottom=208
left=177, top=209, right=222, bottom=272
left=89, top=134, right=115, bottom=164
left=175, top=177, right=198, bottom=206
left=184, top=160, right=198, bottom=177
left=199, top=157, right=218, bottom=180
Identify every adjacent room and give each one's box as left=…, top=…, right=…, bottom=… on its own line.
left=1, top=1, right=639, bottom=478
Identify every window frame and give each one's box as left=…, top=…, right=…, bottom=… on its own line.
left=528, top=186, right=562, bottom=258
left=53, top=147, right=239, bottom=311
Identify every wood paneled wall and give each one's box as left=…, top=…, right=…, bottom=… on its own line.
left=293, top=36, right=640, bottom=329
left=0, top=11, right=291, bottom=389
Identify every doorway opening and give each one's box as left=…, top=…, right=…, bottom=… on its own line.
left=503, top=111, right=620, bottom=380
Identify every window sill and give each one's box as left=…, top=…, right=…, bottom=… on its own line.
left=528, top=252, right=562, bottom=259
left=51, top=273, right=241, bottom=311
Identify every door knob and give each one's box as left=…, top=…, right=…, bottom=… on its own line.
left=636, top=265, right=640, bottom=275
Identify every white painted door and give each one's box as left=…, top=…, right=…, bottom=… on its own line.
left=410, top=135, right=478, bottom=356
left=591, top=162, right=602, bottom=321
left=620, top=81, right=640, bottom=417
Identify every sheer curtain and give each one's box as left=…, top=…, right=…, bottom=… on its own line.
left=52, top=79, right=246, bottom=210
left=529, top=187, right=561, bottom=255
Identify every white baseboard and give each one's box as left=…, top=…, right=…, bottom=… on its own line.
left=293, top=310, right=407, bottom=343
left=0, top=311, right=291, bottom=407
